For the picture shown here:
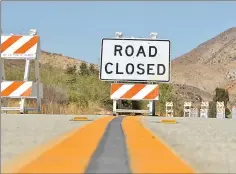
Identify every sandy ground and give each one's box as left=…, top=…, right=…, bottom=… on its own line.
left=1, top=114, right=106, bottom=166
left=141, top=116, right=236, bottom=173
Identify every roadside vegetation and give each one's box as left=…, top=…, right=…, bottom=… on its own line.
left=4, top=61, right=111, bottom=114
left=208, top=87, right=231, bottom=118
left=4, top=60, right=183, bottom=115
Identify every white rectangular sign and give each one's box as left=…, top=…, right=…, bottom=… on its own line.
left=100, top=38, right=171, bottom=82
left=232, top=106, right=236, bottom=119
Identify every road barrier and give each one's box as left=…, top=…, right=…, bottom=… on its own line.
left=184, top=102, right=191, bottom=117
left=111, top=83, right=159, bottom=116
left=190, top=108, right=198, bottom=117
left=101, top=32, right=166, bottom=116
left=216, top=101, right=225, bottom=119
left=165, top=101, right=173, bottom=117
left=232, top=106, right=236, bottom=119
left=200, top=101, right=209, bottom=118
left=1, top=29, right=43, bottom=114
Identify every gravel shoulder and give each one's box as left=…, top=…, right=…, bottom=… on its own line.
left=1, top=114, right=107, bottom=166
left=141, top=116, right=236, bottom=173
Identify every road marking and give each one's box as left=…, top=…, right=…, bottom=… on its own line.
left=122, top=116, right=195, bottom=173
left=7, top=116, right=114, bottom=173
left=85, top=116, right=131, bottom=173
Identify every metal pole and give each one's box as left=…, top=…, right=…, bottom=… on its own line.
left=148, top=33, right=158, bottom=116
left=113, top=100, right=117, bottom=116
left=0, top=57, right=7, bottom=114
left=114, top=32, right=123, bottom=115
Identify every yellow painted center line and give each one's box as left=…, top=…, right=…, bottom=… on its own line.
left=7, top=116, right=114, bottom=174
left=122, top=116, right=195, bottom=173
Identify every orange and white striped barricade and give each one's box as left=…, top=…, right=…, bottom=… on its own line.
left=191, top=108, right=198, bottom=117
left=110, top=83, right=159, bottom=116
left=165, top=102, right=173, bottom=117
left=200, top=101, right=209, bottom=118
left=216, top=101, right=225, bottom=119
left=1, top=29, right=43, bottom=114
left=184, top=102, right=191, bottom=117
left=232, top=106, right=236, bottom=119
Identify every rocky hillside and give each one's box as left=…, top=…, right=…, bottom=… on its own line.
left=172, top=27, right=236, bottom=100
left=39, top=51, right=99, bottom=72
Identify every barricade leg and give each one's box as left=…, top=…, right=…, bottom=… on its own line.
left=149, top=100, right=155, bottom=116
left=20, top=100, right=25, bottom=114
left=2, top=98, right=8, bottom=114
left=113, top=100, right=117, bottom=116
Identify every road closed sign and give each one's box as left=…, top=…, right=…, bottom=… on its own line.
left=100, top=38, right=170, bottom=82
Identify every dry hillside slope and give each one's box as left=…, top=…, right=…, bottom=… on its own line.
left=40, top=51, right=99, bottom=71
left=172, top=27, right=236, bottom=99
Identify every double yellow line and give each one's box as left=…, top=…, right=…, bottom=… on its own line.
left=2, top=116, right=195, bottom=173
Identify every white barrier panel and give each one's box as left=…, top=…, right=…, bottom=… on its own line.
left=184, top=102, right=191, bottom=117
left=165, top=101, right=173, bottom=117
left=232, top=106, right=236, bottom=119
left=110, top=83, right=159, bottom=100
left=1, top=35, right=39, bottom=60
left=1, top=81, right=43, bottom=98
left=200, top=109, right=208, bottom=118
left=200, top=101, right=209, bottom=118
left=216, top=101, right=225, bottom=119
left=191, top=108, right=198, bottom=117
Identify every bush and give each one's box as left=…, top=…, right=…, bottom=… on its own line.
left=210, top=87, right=230, bottom=118
left=208, top=101, right=216, bottom=118
left=225, top=108, right=231, bottom=117
left=43, top=84, right=69, bottom=105
left=79, top=62, right=90, bottom=76
left=156, top=83, right=181, bottom=116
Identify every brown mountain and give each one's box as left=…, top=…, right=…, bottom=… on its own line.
left=171, top=27, right=236, bottom=101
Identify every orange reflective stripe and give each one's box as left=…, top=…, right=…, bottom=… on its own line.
left=14, top=36, right=39, bottom=54
left=1, top=36, right=22, bottom=53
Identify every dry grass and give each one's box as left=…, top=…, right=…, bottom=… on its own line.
left=2, top=99, right=111, bottom=115
left=3, top=60, right=111, bottom=115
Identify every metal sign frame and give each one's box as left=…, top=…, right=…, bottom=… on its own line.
left=103, top=32, right=167, bottom=116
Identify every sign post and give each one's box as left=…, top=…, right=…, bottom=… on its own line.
left=100, top=32, right=171, bottom=116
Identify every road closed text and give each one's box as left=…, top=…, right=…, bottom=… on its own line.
left=100, top=39, right=170, bottom=81
left=114, top=45, right=158, bottom=57
left=104, top=62, right=165, bottom=75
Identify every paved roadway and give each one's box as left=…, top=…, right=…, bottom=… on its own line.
left=2, top=115, right=194, bottom=173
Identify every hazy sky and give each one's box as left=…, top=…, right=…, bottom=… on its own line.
left=2, top=1, right=236, bottom=64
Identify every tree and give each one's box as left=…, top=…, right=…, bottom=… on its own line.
left=213, top=87, right=229, bottom=106
left=157, top=84, right=175, bottom=116
left=65, top=65, right=77, bottom=90
left=89, top=64, right=98, bottom=75
left=209, top=87, right=230, bottom=117
left=65, top=65, right=77, bottom=75
left=208, top=101, right=216, bottom=118
left=79, top=62, right=90, bottom=76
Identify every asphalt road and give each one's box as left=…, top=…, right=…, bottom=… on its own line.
left=85, top=116, right=131, bottom=173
